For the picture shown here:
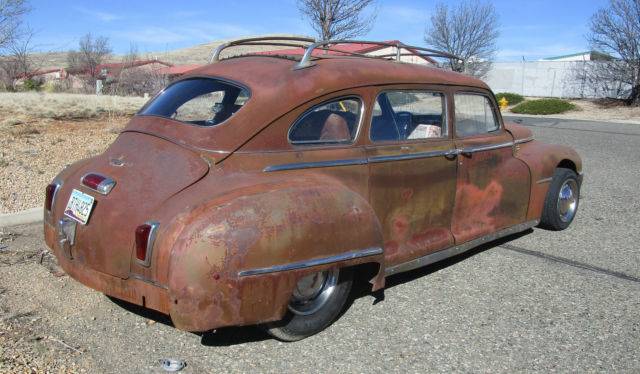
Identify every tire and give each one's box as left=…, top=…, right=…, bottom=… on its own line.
left=539, top=167, right=580, bottom=231
left=262, top=267, right=353, bottom=342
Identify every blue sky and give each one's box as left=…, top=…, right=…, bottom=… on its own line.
left=26, top=0, right=609, bottom=61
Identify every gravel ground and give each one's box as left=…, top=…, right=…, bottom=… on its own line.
left=0, top=117, right=128, bottom=214
left=0, top=118, right=639, bottom=373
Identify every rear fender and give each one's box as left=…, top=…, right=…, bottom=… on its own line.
left=165, top=176, right=384, bottom=331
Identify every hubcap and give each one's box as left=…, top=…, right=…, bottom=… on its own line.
left=557, top=179, right=578, bottom=223
left=288, top=269, right=339, bottom=316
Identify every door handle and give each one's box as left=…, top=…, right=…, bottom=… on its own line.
left=444, top=149, right=459, bottom=160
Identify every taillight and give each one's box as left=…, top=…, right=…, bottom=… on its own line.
left=135, top=221, right=159, bottom=266
left=81, top=173, right=116, bottom=195
left=45, top=183, right=59, bottom=212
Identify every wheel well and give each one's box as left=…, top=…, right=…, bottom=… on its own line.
left=557, top=159, right=577, bottom=173
left=344, top=262, right=381, bottom=289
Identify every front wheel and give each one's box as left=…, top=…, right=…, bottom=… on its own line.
left=539, top=167, right=580, bottom=230
left=262, top=267, right=353, bottom=341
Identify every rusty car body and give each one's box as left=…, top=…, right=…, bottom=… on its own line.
left=44, top=38, right=583, bottom=341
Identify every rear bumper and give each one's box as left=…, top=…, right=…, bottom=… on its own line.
left=44, top=221, right=171, bottom=316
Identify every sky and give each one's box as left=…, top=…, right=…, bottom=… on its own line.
left=24, top=0, right=610, bottom=62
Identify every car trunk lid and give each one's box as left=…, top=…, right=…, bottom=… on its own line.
left=56, top=131, right=209, bottom=278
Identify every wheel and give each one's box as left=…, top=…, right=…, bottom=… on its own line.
left=539, top=167, right=580, bottom=230
left=263, top=267, right=353, bottom=341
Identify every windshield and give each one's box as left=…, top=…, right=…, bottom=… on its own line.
left=139, top=78, right=250, bottom=127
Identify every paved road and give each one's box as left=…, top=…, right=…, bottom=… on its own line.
left=1, top=117, right=639, bottom=373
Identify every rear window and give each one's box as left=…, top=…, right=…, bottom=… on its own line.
left=139, top=78, right=250, bottom=126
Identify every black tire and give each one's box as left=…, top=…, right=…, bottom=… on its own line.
left=262, top=268, right=353, bottom=342
left=539, top=167, right=580, bottom=231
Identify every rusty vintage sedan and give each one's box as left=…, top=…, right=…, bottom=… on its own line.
left=43, top=38, right=582, bottom=341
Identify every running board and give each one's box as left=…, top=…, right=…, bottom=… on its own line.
left=385, top=220, right=539, bottom=276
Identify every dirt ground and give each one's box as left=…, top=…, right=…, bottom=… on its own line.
left=0, top=116, right=129, bottom=214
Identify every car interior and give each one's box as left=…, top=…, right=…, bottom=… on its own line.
left=289, top=102, right=359, bottom=143
left=370, top=93, right=444, bottom=142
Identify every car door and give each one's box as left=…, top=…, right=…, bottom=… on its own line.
left=451, top=90, right=531, bottom=244
left=366, top=87, right=458, bottom=267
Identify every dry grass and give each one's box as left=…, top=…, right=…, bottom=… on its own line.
left=0, top=92, right=148, bottom=120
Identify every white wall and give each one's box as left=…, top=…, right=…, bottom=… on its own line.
left=485, top=61, right=600, bottom=98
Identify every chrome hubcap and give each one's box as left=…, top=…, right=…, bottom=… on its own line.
left=557, top=179, right=578, bottom=223
left=288, top=269, right=338, bottom=316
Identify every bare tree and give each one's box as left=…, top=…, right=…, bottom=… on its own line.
left=0, top=27, right=35, bottom=90
left=67, top=33, right=112, bottom=80
left=584, top=0, right=640, bottom=104
left=0, top=0, right=30, bottom=52
left=424, top=1, right=499, bottom=78
left=109, top=43, right=167, bottom=96
left=297, top=0, right=376, bottom=40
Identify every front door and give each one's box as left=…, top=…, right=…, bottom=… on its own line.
left=366, top=88, right=459, bottom=267
left=450, top=91, right=530, bottom=244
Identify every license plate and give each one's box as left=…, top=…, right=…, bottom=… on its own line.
left=64, top=189, right=95, bottom=225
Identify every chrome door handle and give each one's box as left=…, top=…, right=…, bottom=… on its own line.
left=444, top=149, right=459, bottom=160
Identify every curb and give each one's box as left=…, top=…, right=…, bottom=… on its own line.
left=0, top=207, right=43, bottom=228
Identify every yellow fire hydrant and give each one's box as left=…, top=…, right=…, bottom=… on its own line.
left=499, top=97, right=509, bottom=111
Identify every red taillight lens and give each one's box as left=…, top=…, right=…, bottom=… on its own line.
left=81, top=173, right=115, bottom=195
left=135, top=224, right=152, bottom=262
left=45, top=183, right=58, bottom=211
left=81, top=173, right=105, bottom=190
left=135, top=222, right=158, bottom=266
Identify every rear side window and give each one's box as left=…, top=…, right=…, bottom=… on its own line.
left=288, top=97, right=361, bottom=144
left=370, top=91, right=446, bottom=142
left=454, top=94, right=499, bottom=137
left=139, top=78, right=249, bottom=126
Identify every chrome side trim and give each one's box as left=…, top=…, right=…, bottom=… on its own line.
left=130, top=274, right=169, bottom=290
left=385, top=220, right=539, bottom=276
left=238, top=247, right=383, bottom=277
left=536, top=177, right=553, bottom=184
left=368, top=149, right=451, bottom=163
left=514, top=137, right=534, bottom=144
left=137, top=221, right=159, bottom=267
left=461, top=141, right=514, bottom=155
left=263, top=158, right=367, bottom=172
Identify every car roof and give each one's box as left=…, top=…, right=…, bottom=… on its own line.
left=128, top=56, right=491, bottom=155
left=182, top=55, right=490, bottom=105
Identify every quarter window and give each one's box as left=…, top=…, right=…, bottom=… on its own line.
left=454, top=94, right=499, bottom=137
left=370, top=91, right=446, bottom=142
left=288, top=98, right=361, bottom=144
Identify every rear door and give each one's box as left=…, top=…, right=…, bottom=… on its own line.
left=451, top=90, right=530, bottom=244
left=366, top=87, right=458, bottom=267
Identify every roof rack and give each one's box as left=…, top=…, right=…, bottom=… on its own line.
left=210, top=36, right=316, bottom=63
left=209, top=37, right=463, bottom=70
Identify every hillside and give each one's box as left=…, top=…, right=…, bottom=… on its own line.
left=28, top=34, right=313, bottom=68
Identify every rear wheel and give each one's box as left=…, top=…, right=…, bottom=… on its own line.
left=539, top=167, right=580, bottom=230
left=263, top=267, right=352, bottom=342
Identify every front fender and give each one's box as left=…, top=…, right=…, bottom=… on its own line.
left=165, top=175, right=384, bottom=331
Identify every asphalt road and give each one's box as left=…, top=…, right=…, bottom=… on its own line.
left=1, top=117, right=639, bottom=373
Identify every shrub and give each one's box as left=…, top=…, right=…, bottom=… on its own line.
left=511, top=99, right=577, bottom=115
left=495, top=92, right=525, bottom=106
left=23, top=79, right=43, bottom=91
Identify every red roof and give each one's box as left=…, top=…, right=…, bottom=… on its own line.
left=157, top=64, right=203, bottom=76
left=256, top=40, right=436, bottom=63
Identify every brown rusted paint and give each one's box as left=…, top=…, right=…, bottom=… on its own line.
left=43, top=55, right=582, bottom=333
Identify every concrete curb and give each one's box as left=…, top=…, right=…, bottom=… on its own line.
left=0, top=207, right=43, bottom=228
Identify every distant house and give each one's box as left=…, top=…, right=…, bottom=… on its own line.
left=257, top=40, right=437, bottom=65
left=156, top=64, right=203, bottom=79
left=540, top=51, right=613, bottom=62
left=93, top=59, right=173, bottom=80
